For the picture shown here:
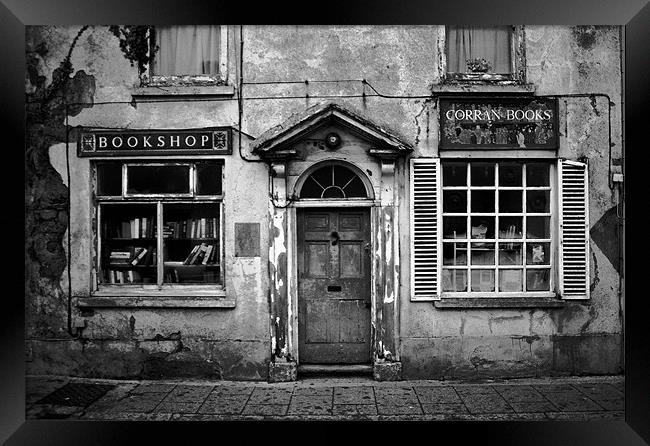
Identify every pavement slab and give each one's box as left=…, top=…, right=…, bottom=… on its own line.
left=414, top=386, right=462, bottom=404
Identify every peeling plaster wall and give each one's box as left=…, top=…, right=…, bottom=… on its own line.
left=26, top=25, right=623, bottom=380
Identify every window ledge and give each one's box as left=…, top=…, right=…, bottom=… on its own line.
left=433, top=297, right=565, bottom=309
left=132, top=84, right=235, bottom=98
left=432, top=83, right=536, bottom=95
left=81, top=288, right=234, bottom=308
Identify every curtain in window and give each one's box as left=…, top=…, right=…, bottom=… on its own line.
left=447, top=26, right=511, bottom=74
left=154, top=26, right=220, bottom=76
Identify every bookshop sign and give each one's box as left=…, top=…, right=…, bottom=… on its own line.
left=78, top=127, right=232, bottom=156
left=440, top=97, right=558, bottom=150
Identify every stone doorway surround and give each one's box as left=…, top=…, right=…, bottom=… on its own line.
left=251, top=103, right=412, bottom=382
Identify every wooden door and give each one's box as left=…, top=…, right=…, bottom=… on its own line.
left=298, top=208, right=371, bottom=364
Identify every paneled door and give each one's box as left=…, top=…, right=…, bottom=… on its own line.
left=297, top=208, right=371, bottom=364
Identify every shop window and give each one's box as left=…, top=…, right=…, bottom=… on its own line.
left=443, top=26, right=525, bottom=83
left=440, top=161, right=552, bottom=295
left=149, top=25, right=227, bottom=85
left=95, top=161, right=224, bottom=289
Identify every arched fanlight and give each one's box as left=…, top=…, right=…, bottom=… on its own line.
left=299, top=164, right=368, bottom=199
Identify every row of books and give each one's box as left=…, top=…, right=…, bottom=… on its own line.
left=106, top=269, right=152, bottom=284
left=106, top=217, right=156, bottom=239
left=109, top=246, right=157, bottom=266
left=183, top=243, right=219, bottom=265
left=163, top=218, right=218, bottom=239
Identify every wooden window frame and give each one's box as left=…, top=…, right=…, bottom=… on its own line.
left=440, top=160, right=557, bottom=298
left=439, top=25, right=527, bottom=85
left=144, top=26, right=229, bottom=87
left=92, top=160, right=226, bottom=297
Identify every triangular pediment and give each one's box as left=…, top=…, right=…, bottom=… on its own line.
left=252, top=102, right=412, bottom=160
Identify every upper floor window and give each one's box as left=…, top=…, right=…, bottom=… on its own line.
left=149, top=25, right=227, bottom=85
left=443, top=25, right=525, bottom=83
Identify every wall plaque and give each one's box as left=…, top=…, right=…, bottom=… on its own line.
left=235, top=223, right=261, bottom=257
left=78, top=127, right=232, bottom=157
left=439, top=97, right=558, bottom=150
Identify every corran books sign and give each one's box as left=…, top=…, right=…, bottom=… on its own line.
left=78, top=128, right=231, bottom=156
left=439, top=97, right=558, bottom=149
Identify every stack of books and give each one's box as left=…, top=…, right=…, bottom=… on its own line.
left=109, top=246, right=156, bottom=266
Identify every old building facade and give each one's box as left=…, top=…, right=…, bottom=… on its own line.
left=25, top=25, right=624, bottom=381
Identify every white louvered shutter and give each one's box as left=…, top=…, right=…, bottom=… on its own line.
left=410, top=158, right=441, bottom=301
left=558, top=159, right=590, bottom=299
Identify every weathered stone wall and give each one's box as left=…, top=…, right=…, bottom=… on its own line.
left=25, top=25, right=623, bottom=380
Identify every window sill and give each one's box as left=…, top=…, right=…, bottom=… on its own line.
left=433, top=297, right=565, bottom=309
left=432, top=82, right=535, bottom=95
left=81, top=286, right=234, bottom=308
left=132, top=84, right=235, bottom=99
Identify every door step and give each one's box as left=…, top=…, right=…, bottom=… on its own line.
left=298, top=364, right=373, bottom=376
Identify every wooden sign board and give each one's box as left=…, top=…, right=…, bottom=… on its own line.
left=78, top=128, right=232, bottom=157
left=439, top=97, right=558, bottom=150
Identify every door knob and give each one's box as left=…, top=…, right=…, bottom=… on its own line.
left=330, top=231, right=339, bottom=246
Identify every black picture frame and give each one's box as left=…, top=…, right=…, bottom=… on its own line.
left=7, top=0, right=649, bottom=444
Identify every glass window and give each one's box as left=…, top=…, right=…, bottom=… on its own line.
left=126, top=164, right=190, bottom=195
left=153, top=26, right=221, bottom=76
left=441, top=161, right=553, bottom=295
left=96, top=160, right=224, bottom=288
left=446, top=26, right=512, bottom=74
left=96, top=162, right=122, bottom=196
left=162, top=203, right=220, bottom=284
left=300, top=164, right=368, bottom=199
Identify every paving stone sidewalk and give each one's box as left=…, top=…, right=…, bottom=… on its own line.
left=25, top=374, right=624, bottom=421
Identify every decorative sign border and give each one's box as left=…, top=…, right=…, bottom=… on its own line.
left=439, top=97, right=559, bottom=150
left=78, top=127, right=232, bottom=157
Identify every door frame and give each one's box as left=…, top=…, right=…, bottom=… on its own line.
left=267, top=157, right=402, bottom=377
left=293, top=204, right=375, bottom=365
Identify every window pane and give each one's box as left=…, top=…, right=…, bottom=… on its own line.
left=443, top=242, right=467, bottom=265
left=499, top=162, right=522, bottom=186
left=162, top=203, right=221, bottom=284
left=499, top=190, right=522, bottom=212
left=526, top=242, right=550, bottom=265
left=470, top=163, right=495, bottom=186
left=443, top=216, right=467, bottom=239
left=443, top=269, right=468, bottom=292
left=499, top=243, right=522, bottom=265
left=526, top=163, right=550, bottom=186
left=127, top=165, right=190, bottom=195
left=443, top=190, right=467, bottom=213
left=526, top=269, right=550, bottom=291
left=196, top=162, right=222, bottom=195
left=527, top=216, right=551, bottom=239
left=499, top=217, right=523, bottom=239
left=470, top=216, right=494, bottom=239
left=526, top=190, right=550, bottom=213
left=443, top=162, right=467, bottom=186
left=446, top=26, right=512, bottom=74
left=471, top=269, right=495, bottom=292
left=471, top=190, right=494, bottom=212
left=97, top=163, right=122, bottom=196
left=100, top=203, right=157, bottom=285
left=154, top=26, right=220, bottom=76
left=499, top=269, right=523, bottom=292
left=471, top=242, right=495, bottom=265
